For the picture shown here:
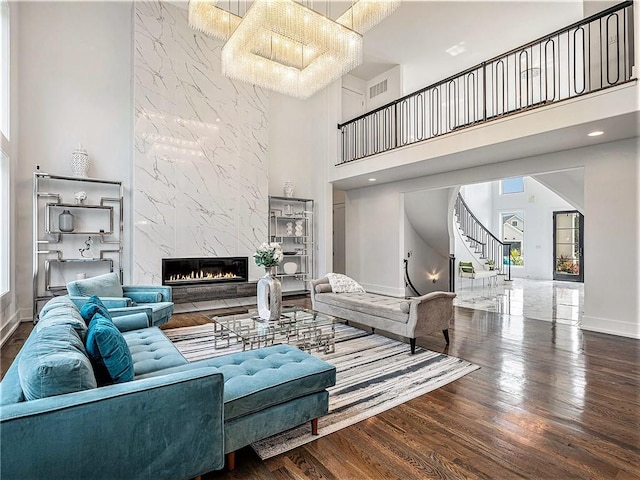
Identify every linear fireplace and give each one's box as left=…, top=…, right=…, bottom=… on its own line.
left=162, top=257, right=248, bottom=286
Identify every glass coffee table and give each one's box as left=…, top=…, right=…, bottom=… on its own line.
left=211, top=306, right=343, bottom=354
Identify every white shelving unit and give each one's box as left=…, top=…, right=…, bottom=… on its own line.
left=33, top=172, right=123, bottom=318
left=268, top=196, right=313, bottom=295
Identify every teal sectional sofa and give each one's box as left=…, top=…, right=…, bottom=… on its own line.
left=0, top=297, right=336, bottom=479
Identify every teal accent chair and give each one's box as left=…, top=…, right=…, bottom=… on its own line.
left=66, top=272, right=174, bottom=327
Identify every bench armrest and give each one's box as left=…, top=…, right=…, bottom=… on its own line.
left=408, top=291, right=457, bottom=337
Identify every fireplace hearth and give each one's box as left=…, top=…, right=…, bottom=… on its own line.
left=162, top=257, right=248, bottom=286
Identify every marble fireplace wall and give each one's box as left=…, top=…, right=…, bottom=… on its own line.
left=133, top=1, right=268, bottom=284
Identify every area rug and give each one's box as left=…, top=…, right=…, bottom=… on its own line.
left=165, top=323, right=479, bottom=459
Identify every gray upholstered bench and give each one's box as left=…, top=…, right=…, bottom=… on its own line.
left=310, top=276, right=455, bottom=353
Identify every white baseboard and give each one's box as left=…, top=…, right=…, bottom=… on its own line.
left=0, top=310, right=22, bottom=347
left=360, top=283, right=405, bottom=298
left=582, top=315, right=640, bottom=339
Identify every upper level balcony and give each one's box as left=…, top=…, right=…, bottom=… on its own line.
left=332, top=1, right=638, bottom=189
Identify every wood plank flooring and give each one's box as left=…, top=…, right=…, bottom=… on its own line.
left=2, top=299, right=639, bottom=479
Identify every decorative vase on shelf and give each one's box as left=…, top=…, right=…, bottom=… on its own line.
left=71, top=144, right=89, bottom=177
left=283, top=181, right=294, bottom=198
left=59, top=210, right=74, bottom=232
left=257, top=267, right=282, bottom=321
left=283, top=262, right=297, bottom=275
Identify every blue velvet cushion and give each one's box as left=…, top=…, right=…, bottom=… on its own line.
left=86, top=313, right=134, bottom=385
left=67, top=272, right=124, bottom=298
left=79, top=295, right=112, bottom=324
left=38, top=295, right=77, bottom=317
left=18, top=324, right=97, bottom=400
left=36, top=304, right=88, bottom=341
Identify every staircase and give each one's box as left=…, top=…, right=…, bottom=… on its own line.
left=454, top=193, right=512, bottom=280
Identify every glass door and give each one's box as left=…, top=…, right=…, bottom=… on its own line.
left=553, top=211, right=584, bottom=282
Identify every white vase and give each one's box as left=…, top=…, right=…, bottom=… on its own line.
left=257, top=267, right=282, bottom=321
left=283, top=262, right=297, bottom=275
left=71, top=144, right=89, bottom=177
left=283, top=181, right=294, bottom=198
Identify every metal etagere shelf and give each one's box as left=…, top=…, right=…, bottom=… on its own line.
left=33, top=172, right=124, bottom=318
left=268, top=196, right=314, bottom=296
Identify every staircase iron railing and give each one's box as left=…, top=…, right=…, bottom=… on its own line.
left=455, top=193, right=512, bottom=280
left=337, top=1, right=634, bottom=164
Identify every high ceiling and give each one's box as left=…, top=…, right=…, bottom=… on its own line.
left=352, top=1, right=585, bottom=90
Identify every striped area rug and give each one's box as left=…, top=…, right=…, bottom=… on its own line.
left=165, top=323, right=480, bottom=460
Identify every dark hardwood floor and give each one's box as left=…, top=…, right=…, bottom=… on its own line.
left=2, top=299, right=639, bottom=479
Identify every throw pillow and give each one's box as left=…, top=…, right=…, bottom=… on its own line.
left=85, top=313, right=134, bottom=385
left=36, top=304, right=88, bottom=342
left=18, top=324, right=97, bottom=401
left=326, top=273, right=366, bottom=293
left=66, top=272, right=124, bottom=298
left=79, top=295, right=112, bottom=325
left=315, top=284, right=333, bottom=294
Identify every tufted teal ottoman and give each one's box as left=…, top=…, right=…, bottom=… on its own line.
left=199, top=344, right=336, bottom=469
left=141, top=343, right=336, bottom=469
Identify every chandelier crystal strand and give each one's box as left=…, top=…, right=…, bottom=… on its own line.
left=188, top=0, right=241, bottom=40
left=191, top=0, right=398, bottom=98
left=337, top=0, right=400, bottom=34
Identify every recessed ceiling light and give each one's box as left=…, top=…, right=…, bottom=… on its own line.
left=588, top=130, right=604, bottom=137
left=445, top=42, right=466, bottom=57
left=368, top=178, right=377, bottom=182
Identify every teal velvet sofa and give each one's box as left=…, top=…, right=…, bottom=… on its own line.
left=66, top=272, right=174, bottom=327
left=0, top=297, right=336, bottom=479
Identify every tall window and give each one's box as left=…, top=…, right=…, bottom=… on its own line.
left=502, top=212, right=524, bottom=266
left=501, top=177, right=524, bottom=194
left=0, top=0, right=9, bottom=297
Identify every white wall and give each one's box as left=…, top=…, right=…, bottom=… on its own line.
left=532, top=169, right=585, bottom=213
left=582, top=139, right=639, bottom=338
left=16, top=1, right=133, bottom=319
left=345, top=183, right=404, bottom=296
left=460, top=182, right=493, bottom=230
left=366, top=65, right=402, bottom=112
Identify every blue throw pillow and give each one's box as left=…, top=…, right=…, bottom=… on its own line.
left=79, top=295, right=112, bottom=325
left=85, top=313, right=134, bottom=385
left=19, top=324, right=97, bottom=400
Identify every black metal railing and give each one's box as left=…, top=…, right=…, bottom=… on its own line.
left=338, top=1, right=634, bottom=164
left=454, top=193, right=512, bottom=280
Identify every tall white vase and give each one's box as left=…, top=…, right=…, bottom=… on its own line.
left=257, top=267, right=282, bottom=321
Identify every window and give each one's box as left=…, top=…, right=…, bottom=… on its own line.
left=0, top=0, right=9, bottom=297
left=501, top=177, right=524, bottom=194
left=502, top=212, right=524, bottom=266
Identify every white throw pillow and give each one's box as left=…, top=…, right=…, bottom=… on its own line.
left=326, top=273, right=366, bottom=293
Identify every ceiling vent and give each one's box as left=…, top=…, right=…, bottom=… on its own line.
left=369, top=79, right=388, bottom=99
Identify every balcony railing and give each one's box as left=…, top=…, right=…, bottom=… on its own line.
left=337, top=1, right=634, bottom=165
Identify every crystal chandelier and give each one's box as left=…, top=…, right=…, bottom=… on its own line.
left=189, top=0, right=400, bottom=99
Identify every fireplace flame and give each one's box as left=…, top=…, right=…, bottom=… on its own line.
left=168, top=270, right=240, bottom=282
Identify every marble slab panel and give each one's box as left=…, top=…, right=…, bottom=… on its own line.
left=133, top=1, right=268, bottom=283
